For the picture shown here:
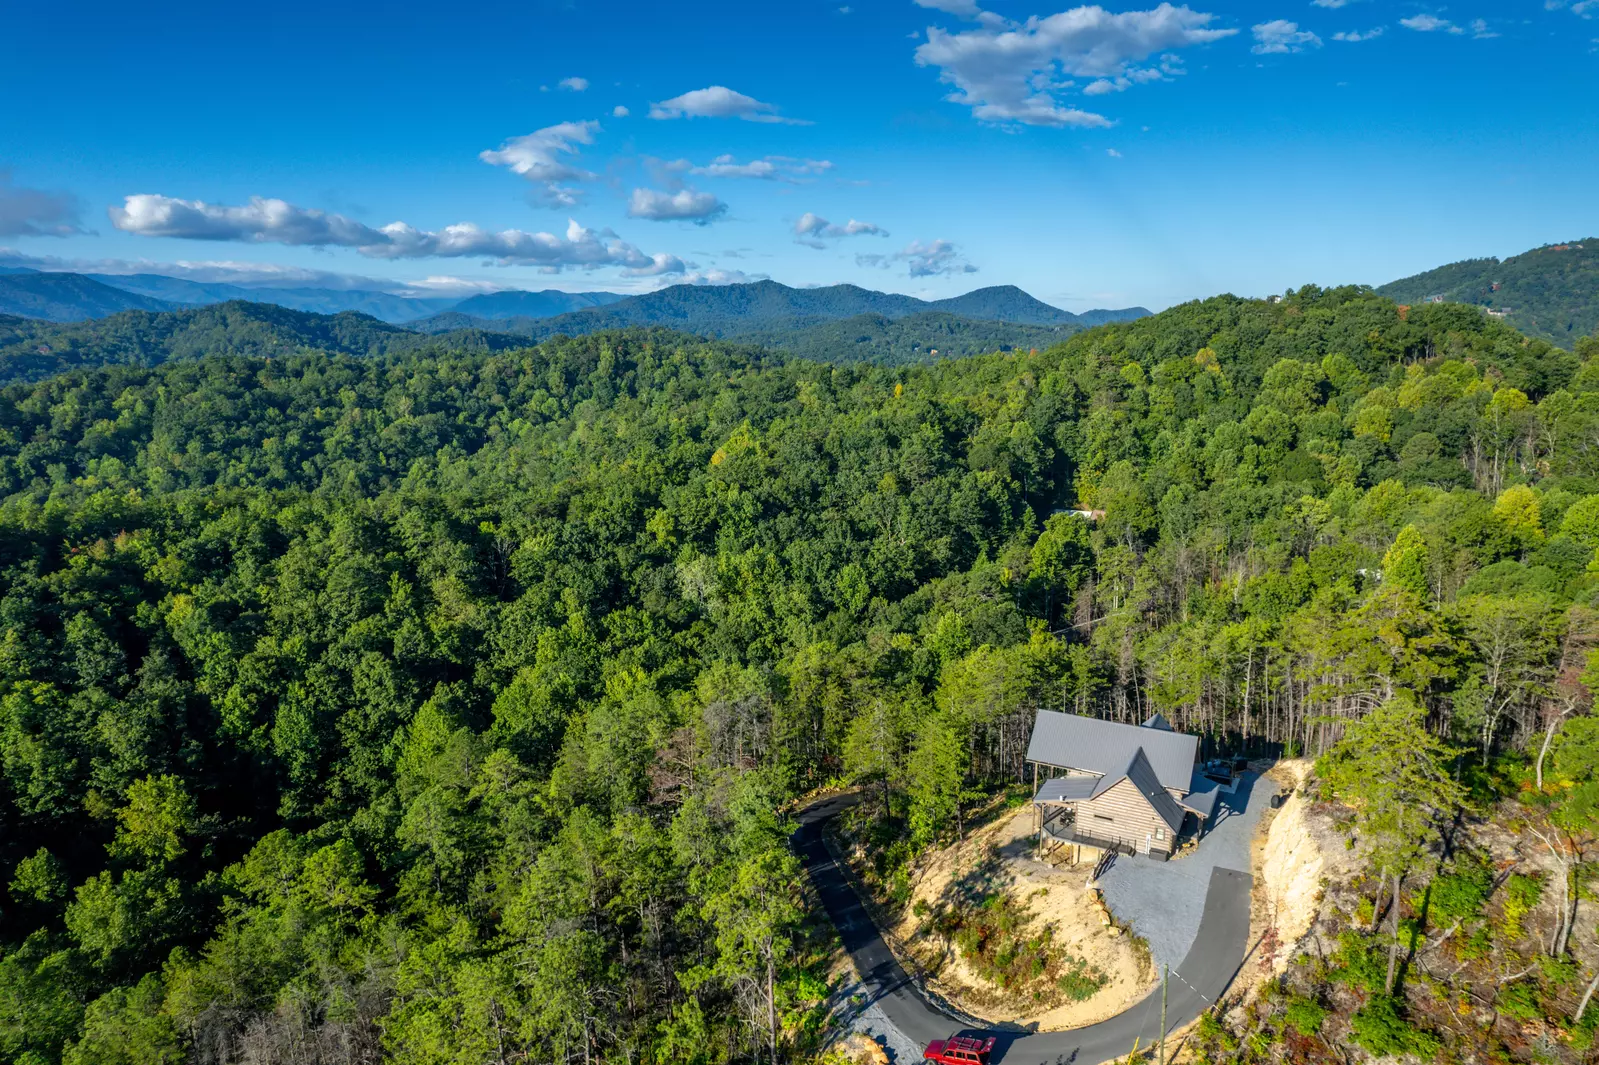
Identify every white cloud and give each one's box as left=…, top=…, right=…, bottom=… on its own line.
left=1399, top=13, right=1464, bottom=31
left=1106, top=147, right=1123, bottom=156
left=1469, top=17, right=1499, bottom=34
left=913, top=3, right=1237, bottom=128
left=857, top=238, right=977, bottom=277
left=793, top=212, right=887, bottom=248
left=1332, top=26, right=1384, bottom=39
left=1310, top=0, right=1351, bottom=7
left=392, top=276, right=510, bottom=295
left=110, top=194, right=383, bottom=246
left=1576, top=0, right=1598, bottom=15
left=1084, top=57, right=1182, bottom=94
left=0, top=171, right=86, bottom=237
left=478, top=121, right=602, bottom=208
left=648, top=86, right=809, bottom=124
left=108, top=194, right=675, bottom=271
left=559, top=77, right=589, bottom=92
left=685, top=154, right=835, bottom=182
left=613, top=105, right=630, bottom=117
left=916, top=0, right=985, bottom=15
left=0, top=247, right=522, bottom=296
left=1252, top=19, right=1322, bottom=52
left=682, top=267, right=766, bottom=286
left=622, top=252, right=689, bottom=277
left=626, top=187, right=728, bottom=224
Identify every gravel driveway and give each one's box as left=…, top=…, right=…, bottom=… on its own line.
left=1095, top=771, right=1268, bottom=976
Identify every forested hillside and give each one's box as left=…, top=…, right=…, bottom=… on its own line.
left=406, top=280, right=1143, bottom=343
left=3, top=287, right=1599, bottom=1064
left=0, top=272, right=177, bottom=322
left=0, top=301, right=526, bottom=384
left=1379, top=239, right=1599, bottom=348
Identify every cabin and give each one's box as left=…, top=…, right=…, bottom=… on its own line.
left=1026, top=709, right=1221, bottom=861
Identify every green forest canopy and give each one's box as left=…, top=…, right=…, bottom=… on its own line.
left=1378, top=238, right=1599, bottom=349
left=1, top=285, right=1598, bottom=1063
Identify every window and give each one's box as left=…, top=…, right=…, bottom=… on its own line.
left=1093, top=813, right=1114, bottom=822
left=1155, top=827, right=1165, bottom=839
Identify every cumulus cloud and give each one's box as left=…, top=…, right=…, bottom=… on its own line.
left=913, top=3, right=1237, bottom=128
left=110, top=194, right=384, bottom=246
left=0, top=171, right=86, bottom=237
left=1252, top=18, right=1322, bottom=51
left=626, top=187, right=728, bottom=224
left=685, top=155, right=835, bottom=182
left=108, top=193, right=676, bottom=271
left=1468, top=17, right=1499, bottom=35
left=1399, top=13, right=1464, bottom=31
left=479, top=121, right=602, bottom=208
left=1332, top=26, right=1384, bottom=39
left=648, top=86, right=809, bottom=124
left=1106, top=147, right=1123, bottom=156
left=793, top=212, right=887, bottom=248
left=613, top=105, right=630, bottom=117
left=1084, top=56, right=1183, bottom=94
left=915, top=0, right=986, bottom=15
left=683, top=267, right=767, bottom=286
left=559, top=77, right=588, bottom=91
left=1310, top=0, right=1351, bottom=7
left=622, top=252, right=689, bottom=277
left=857, top=238, right=977, bottom=277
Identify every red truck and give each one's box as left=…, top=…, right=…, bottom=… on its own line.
left=923, top=1034, right=996, bottom=1064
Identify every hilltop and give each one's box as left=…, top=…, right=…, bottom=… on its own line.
left=0, top=270, right=178, bottom=320
left=1378, top=238, right=1599, bottom=347
left=409, top=279, right=1147, bottom=345
left=0, top=300, right=525, bottom=385
left=0, top=266, right=1145, bottom=338
left=0, top=286, right=1120, bottom=383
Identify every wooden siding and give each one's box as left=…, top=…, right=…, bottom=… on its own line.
left=1077, top=778, right=1177, bottom=855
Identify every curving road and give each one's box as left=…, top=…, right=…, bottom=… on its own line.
left=796, top=794, right=1254, bottom=1064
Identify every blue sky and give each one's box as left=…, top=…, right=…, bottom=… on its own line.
left=2, top=0, right=1595, bottom=311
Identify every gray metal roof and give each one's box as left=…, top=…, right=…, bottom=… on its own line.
left=1035, top=776, right=1098, bottom=803
left=1178, top=787, right=1222, bottom=821
left=1110, top=748, right=1187, bottom=833
left=1034, top=749, right=1187, bottom=834
left=1142, top=712, right=1173, bottom=731
left=1025, top=709, right=1198, bottom=792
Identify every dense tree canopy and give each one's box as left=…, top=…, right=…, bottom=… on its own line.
left=0, top=285, right=1597, bottom=1063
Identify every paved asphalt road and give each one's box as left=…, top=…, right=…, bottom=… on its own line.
left=1097, top=772, right=1265, bottom=976
left=795, top=794, right=1254, bottom=1065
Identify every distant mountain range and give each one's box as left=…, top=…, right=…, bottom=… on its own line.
left=449, top=289, right=630, bottom=319
left=1378, top=239, right=1599, bottom=348
left=0, top=268, right=631, bottom=325
left=0, top=288, right=1144, bottom=386
left=0, top=271, right=178, bottom=320
left=0, top=302, right=527, bottom=386
left=409, top=281, right=1146, bottom=345
left=0, top=268, right=1145, bottom=339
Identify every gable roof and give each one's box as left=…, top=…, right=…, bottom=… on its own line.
left=1142, top=712, right=1173, bottom=731
left=1026, top=709, right=1198, bottom=793
left=1178, top=786, right=1222, bottom=821
left=1104, top=748, right=1187, bottom=833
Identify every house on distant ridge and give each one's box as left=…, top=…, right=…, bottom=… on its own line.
left=1026, top=709, right=1220, bottom=861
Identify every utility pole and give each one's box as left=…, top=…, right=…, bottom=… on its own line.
left=1159, top=965, right=1168, bottom=1065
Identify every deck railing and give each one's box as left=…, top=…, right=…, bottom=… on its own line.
left=1039, top=815, right=1168, bottom=860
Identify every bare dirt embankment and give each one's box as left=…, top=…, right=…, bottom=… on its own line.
left=865, top=805, right=1156, bottom=1030
left=1254, top=759, right=1353, bottom=977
